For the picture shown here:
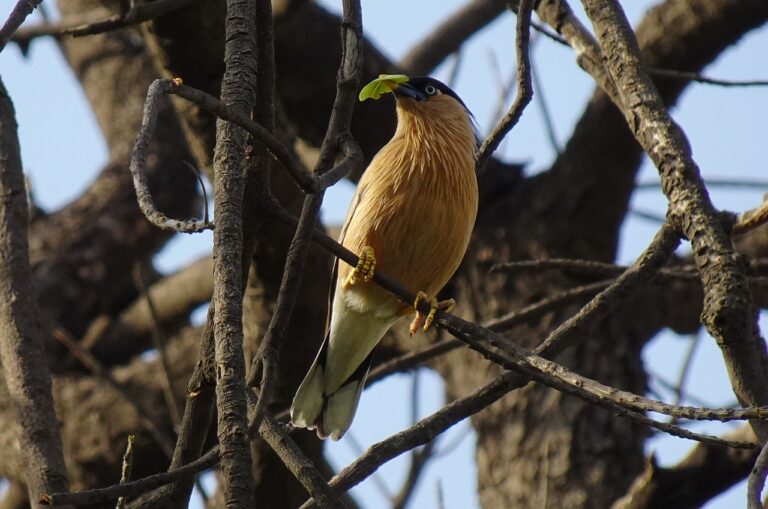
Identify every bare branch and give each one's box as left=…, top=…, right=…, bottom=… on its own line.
left=50, top=328, right=176, bottom=458
left=115, top=435, right=136, bottom=509
left=171, top=82, right=317, bottom=193
left=581, top=0, right=768, bottom=440
left=476, top=0, right=534, bottom=171
left=131, top=79, right=214, bottom=233
left=210, top=0, right=260, bottom=504
left=614, top=425, right=758, bottom=509
left=0, top=77, right=71, bottom=506
left=734, top=199, right=768, bottom=236
left=647, top=67, right=768, bottom=88
left=133, top=263, right=182, bottom=427
left=399, top=0, right=508, bottom=76
left=11, top=0, right=193, bottom=43
left=748, top=439, right=768, bottom=509
left=636, top=177, right=768, bottom=190
left=247, top=0, right=363, bottom=441
left=0, top=0, right=42, bottom=52
left=257, top=408, right=347, bottom=509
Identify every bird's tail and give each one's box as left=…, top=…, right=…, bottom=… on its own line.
left=291, top=337, right=373, bottom=441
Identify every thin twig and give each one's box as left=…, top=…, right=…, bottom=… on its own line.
left=130, top=79, right=214, bottom=233
left=734, top=199, right=768, bottom=236
left=246, top=0, right=364, bottom=438
left=647, top=67, right=768, bottom=88
left=581, top=0, right=768, bottom=441
left=0, top=0, right=42, bottom=52
left=50, top=328, right=176, bottom=458
left=485, top=279, right=611, bottom=331
left=11, top=0, right=193, bottom=43
left=636, top=177, right=768, bottom=190
left=669, top=330, right=701, bottom=425
left=476, top=0, right=534, bottom=171
left=399, top=0, right=508, bottom=76
left=133, top=262, right=181, bottom=427
left=529, top=46, right=561, bottom=154
left=344, top=431, right=392, bottom=500
left=115, top=435, right=136, bottom=509
left=41, top=449, right=221, bottom=506
left=747, top=439, right=768, bottom=509
left=171, top=82, right=316, bottom=193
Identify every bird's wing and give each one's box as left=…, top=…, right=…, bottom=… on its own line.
left=324, top=180, right=369, bottom=334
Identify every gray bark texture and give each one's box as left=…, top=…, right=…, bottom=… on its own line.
left=0, top=0, right=766, bottom=508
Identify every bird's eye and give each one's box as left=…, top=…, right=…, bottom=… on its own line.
left=424, top=85, right=437, bottom=96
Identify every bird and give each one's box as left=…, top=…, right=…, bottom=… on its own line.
left=290, top=75, right=479, bottom=440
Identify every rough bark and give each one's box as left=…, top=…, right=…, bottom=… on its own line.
left=0, top=0, right=765, bottom=507
left=0, top=76, right=71, bottom=507
left=29, top=0, right=197, bottom=348
left=441, top=0, right=768, bottom=506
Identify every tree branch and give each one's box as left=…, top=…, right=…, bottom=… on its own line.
left=0, top=0, right=42, bottom=52
left=581, top=0, right=768, bottom=441
left=209, top=0, right=259, bottom=504
left=476, top=0, right=533, bottom=171
left=11, top=0, right=193, bottom=43
left=0, top=75, right=71, bottom=506
left=399, top=0, right=508, bottom=76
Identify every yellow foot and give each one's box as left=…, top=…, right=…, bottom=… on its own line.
left=410, top=291, right=455, bottom=335
left=344, top=246, right=376, bottom=288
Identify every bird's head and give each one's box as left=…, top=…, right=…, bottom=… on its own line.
left=360, top=74, right=477, bottom=145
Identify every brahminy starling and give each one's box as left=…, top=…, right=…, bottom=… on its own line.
left=291, top=75, right=478, bottom=440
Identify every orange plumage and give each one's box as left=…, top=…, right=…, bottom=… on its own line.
left=291, top=76, right=478, bottom=440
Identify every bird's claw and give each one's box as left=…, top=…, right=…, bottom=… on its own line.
left=344, top=246, right=376, bottom=288
left=410, top=292, right=455, bottom=335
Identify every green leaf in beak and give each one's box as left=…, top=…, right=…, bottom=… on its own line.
left=358, top=74, right=410, bottom=101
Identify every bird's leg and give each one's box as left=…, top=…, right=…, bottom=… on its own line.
left=344, top=246, right=376, bottom=288
left=410, top=291, right=455, bottom=335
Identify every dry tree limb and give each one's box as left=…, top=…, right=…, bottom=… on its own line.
left=748, top=438, right=768, bottom=509
left=247, top=0, right=364, bottom=437
left=399, top=0, right=509, bottom=76
left=476, top=0, right=533, bottom=171
left=248, top=387, right=346, bottom=509
left=115, top=435, right=136, bottom=509
left=534, top=0, right=621, bottom=106
left=646, top=67, right=768, bottom=88
left=209, top=0, right=260, bottom=504
left=734, top=199, right=768, bottom=236
left=131, top=80, right=213, bottom=233
left=11, top=0, right=193, bottom=43
left=133, top=263, right=182, bottom=427
left=42, top=216, right=758, bottom=507
left=0, top=0, right=42, bottom=52
left=581, top=0, right=768, bottom=441
left=0, top=77, right=72, bottom=507
left=171, top=82, right=316, bottom=192
left=614, top=425, right=758, bottom=509
left=86, top=256, right=213, bottom=365
left=50, top=328, right=176, bottom=458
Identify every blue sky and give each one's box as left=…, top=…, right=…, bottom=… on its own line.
left=1, top=0, right=767, bottom=507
